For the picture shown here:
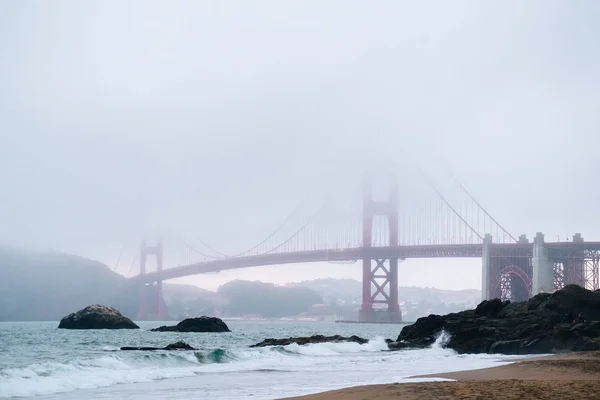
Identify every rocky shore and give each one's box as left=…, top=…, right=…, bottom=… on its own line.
left=59, top=285, right=599, bottom=357
left=388, top=284, right=600, bottom=354
left=250, top=285, right=600, bottom=355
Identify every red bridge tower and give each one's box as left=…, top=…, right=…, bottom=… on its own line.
left=359, top=177, right=402, bottom=323
left=137, top=240, right=167, bottom=320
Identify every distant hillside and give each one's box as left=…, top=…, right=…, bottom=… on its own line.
left=162, top=282, right=215, bottom=304
left=0, top=245, right=140, bottom=321
left=159, top=280, right=324, bottom=319
left=217, top=280, right=322, bottom=318
left=398, top=286, right=481, bottom=304
left=287, top=278, right=481, bottom=305
left=0, top=247, right=325, bottom=321
left=286, top=278, right=361, bottom=304
left=161, top=283, right=221, bottom=319
left=287, top=278, right=482, bottom=320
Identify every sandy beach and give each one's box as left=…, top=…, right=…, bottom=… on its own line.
left=284, top=351, right=600, bottom=399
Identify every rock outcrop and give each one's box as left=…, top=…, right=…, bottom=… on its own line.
left=121, top=341, right=197, bottom=351
left=58, top=305, right=139, bottom=329
left=151, top=316, right=230, bottom=333
left=388, top=285, right=600, bottom=354
left=250, top=334, right=369, bottom=348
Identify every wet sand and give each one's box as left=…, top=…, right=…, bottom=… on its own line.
left=284, top=351, right=600, bottom=399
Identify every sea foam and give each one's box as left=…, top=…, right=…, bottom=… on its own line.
left=0, top=338, right=391, bottom=398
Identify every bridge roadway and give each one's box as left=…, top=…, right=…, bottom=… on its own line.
left=132, top=244, right=482, bottom=282
left=125, top=243, right=572, bottom=282
left=131, top=241, right=600, bottom=283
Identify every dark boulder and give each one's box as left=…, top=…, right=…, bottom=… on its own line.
left=386, top=340, right=413, bottom=350
left=58, top=305, right=139, bottom=330
left=164, top=341, right=197, bottom=350
left=393, top=285, right=600, bottom=355
left=251, top=334, right=369, bottom=348
left=151, top=316, right=230, bottom=333
left=396, top=313, right=447, bottom=348
left=475, top=298, right=509, bottom=317
left=121, top=341, right=197, bottom=351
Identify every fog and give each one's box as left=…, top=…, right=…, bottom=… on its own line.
left=1, top=1, right=599, bottom=291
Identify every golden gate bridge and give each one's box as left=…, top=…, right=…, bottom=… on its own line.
left=119, top=173, right=600, bottom=322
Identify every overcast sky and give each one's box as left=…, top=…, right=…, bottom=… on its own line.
left=1, top=1, right=599, bottom=291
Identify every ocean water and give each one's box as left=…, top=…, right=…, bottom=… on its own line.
left=0, top=320, right=525, bottom=399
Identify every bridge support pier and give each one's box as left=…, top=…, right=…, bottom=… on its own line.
left=566, top=234, right=586, bottom=287
left=487, top=235, right=532, bottom=300
left=509, top=257, right=532, bottom=301
left=137, top=240, right=167, bottom=320
left=359, top=258, right=401, bottom=322
left=359, top=177, right=402, bottom=323
left=481, top=234, right=492, bottom=301
left=532, top=232, right=553, bottom=295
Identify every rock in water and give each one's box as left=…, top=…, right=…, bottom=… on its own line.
left=58, top=305, right=139, bottom=330
left=164, top=341, right=197, bottom=350
left=120, top=346, right=162, bottom=351
left=150, top=316, right=230, bottom=332
left=250, top=334, right=369, bottom=348
left=121, top=341, right=197, bottom=351
left=394, top=284, right=600, bottom=355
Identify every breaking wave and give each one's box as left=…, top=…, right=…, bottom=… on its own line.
left=0, top=338, right=390, bottom=398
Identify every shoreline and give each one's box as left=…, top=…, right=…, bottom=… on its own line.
left=283, top=351, right=600, bottom=399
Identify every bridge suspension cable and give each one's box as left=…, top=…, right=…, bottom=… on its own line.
left=190, top=238, right=229, bottom=258
left=111, top=243, right=125, bottom=273
left=411, top=168, right=517, bottom=245
left=429, top=161, right=518, bottom=243
left=421, top=172, right=484, bottom=242
left=454, top=179, right=518, bottom=242
left=183, top=240, right=223, bottom=259
left=262, top=202, right=329, bottom=255
left=181, top=193, right=323, bottom=260
left=226, top=197, right=316, bottom=258
left=126, top=253, right=138, bottom=278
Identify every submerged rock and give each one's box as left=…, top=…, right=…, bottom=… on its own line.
left=394, top=285, right=600, bottom=355
left=58, top=305, right=139, bottom=330
left=250, top=334, right=369, bottom=348
left=121, top=341, right=197, bottom=351
left=150, top=316, right=230, bottom=333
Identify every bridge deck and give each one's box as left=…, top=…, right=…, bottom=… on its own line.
left=130, top=242, right=600, bottom=282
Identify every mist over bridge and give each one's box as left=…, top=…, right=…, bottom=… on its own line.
left=128, top=174, right=600, bottom=322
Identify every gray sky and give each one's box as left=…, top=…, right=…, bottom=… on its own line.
left=1, top=1, right=599, bottom=291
